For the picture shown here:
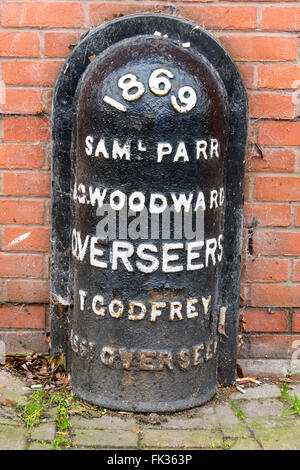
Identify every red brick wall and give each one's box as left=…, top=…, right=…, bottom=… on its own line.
left=0, top=0, right=299, bottom=376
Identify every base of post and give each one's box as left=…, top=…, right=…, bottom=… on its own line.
left=71, top=382, right=217, bottom=413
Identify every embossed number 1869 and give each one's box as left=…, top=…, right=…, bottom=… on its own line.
left=104, top=68, right=197, bottom=114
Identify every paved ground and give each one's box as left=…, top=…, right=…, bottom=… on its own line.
left=0, top=369, right=299, bottom=450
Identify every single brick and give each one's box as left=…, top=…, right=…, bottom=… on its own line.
left=4, top=227, right=50, bottom=252
left=2, top=61, right=63, bottom=86
left=3, top=172, right=50, bottom=197
left=258, top=122, right=300, bottom=146
left=243, top=257, right=289, bottom=282
left=261, top=6, right=300, bottom=31
left=4, top=117, right=50, bottom=142
left=44, top=32, right=80, bottom=57
left=253, top=231, right=300, bottom=256
left=248, top=93, right=294, bottom=119
left=255, top=177, right=300, bottom=202
left=0, top=330, right=49, bottom=353
left=0, top=304, right=45, bottom=329
left=218, top=36, right=297, bottom=61
left=242, top=334, right=300, bottom=358
left=0, top=200, right=44, bottom=225
left=5, top=280, right=50, bottom=303
left=242, top=309, right=288, bottom=332
left=0, top=89, right=42, bottom=115
left=257, top=65, right=300, bottom=89
left=251, top=284, right=300, bottom=308
left=0, top=32, right=39, bottom=57
left=244, top=203, right=291, bottom=227
left=0, top=254, right=43, bottom=278
left=0, top=144, right=44, bottom=170
left=2, top=2, right=85, bottom=28
left=247, top=148, right=295, bottom=173
left=179, top=5, right=257, bottom=30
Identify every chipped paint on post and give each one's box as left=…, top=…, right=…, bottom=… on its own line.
left=218, top=306, right=228, bottom=337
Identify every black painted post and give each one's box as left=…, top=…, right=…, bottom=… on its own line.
left=51, top=14, right=248, bottom=411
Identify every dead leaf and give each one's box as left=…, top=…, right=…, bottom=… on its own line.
left=3, top=399, right=16, bottom=406
left=50, top=353, right=66, bottom=371
left=132, top=428, right=141, bottom=435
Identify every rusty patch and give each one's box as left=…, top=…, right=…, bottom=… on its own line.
left=122, top=371, right=136, bottom=387
left=57, top=304, right=64, bottom=318
left=147, top=288, right=186, bottom=301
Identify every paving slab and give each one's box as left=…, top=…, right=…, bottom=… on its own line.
left=239, top=398, right=285, bottom=420
left=0, top=371, right=29, bottom=404
left=215, top=403, right=241, bottom=425
left=30, top=422, right=56, bottom=441
left=71, top=415, right=137, bottom=430
left=72, top=428, right=138, bottom=448
left=247, top=414, right=298, bottom=430
left=253, top=421, right=300, bottom=450
left=230, top=438, right=261, bottom=450
left=140, top=405, right=217, bottom=430
left=141, top=429, right=223, bottom=449
left=0, top=424, right=27, bottom=450
left=43, top=407, right=57, bottom=420
left=156, top=407, right=217, bottom=430
left=231, top=384, right=281, bottom=400
left=215, top=403, right=251, bottom=438
left=222, top=422, right=251, bottom=439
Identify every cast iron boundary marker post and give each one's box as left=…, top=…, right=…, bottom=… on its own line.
left=50, top=13, right=248, bottom=409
